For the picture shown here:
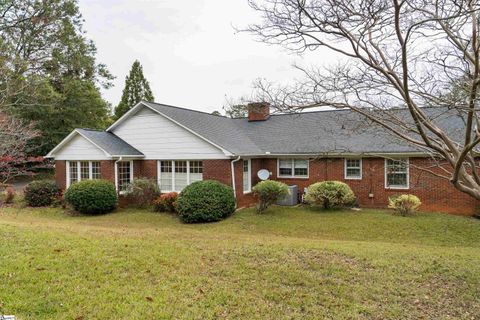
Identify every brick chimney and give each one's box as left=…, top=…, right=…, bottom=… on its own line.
left=247, top=102, right=270, bottom=121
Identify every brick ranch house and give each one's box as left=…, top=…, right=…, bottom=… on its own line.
left=46, top=101, right=478, bottom=215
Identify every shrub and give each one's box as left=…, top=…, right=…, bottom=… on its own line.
left=153, top=192, right=178, bottom=213
left=176, top=180, right=235, bottom=223
left=305, top=181, right=356, bottom=209
left=4, top=186, right=15, bottom=204
left=388, top=194, right=421, bottom=216
left=252, top=180, right=289, bottom=213
left=24, top=180, right=60, bottom=207
left=123, top=177, right=160, bottom=208
left=64, top=179, right=117, bottom=215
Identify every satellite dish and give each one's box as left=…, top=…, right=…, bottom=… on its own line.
left=257, top=169, right=270, bottom=181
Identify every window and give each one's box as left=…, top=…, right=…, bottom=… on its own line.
left=175, top=160, right=188, bottom=191
left=294, top=159, right=308, bottom=176
left=279, top=159, right=293, bottom=176
left=158, top=160, right=203, bottom=192
left=80, top=161, right=90, bottom=180
left=243, top=159, right=251, bottom=193
left=159, top=161, right=173, bottom=191
left=68, top=161, right=78, bottom=186
left=91, top=162, right=101, bottom=179
left=67, top=161, right=101, bottom=187
left=117, top=161, right=132, bottom=192
left=385, top=159, right=409, bottom=189
left=189, top=161, right=203, bottom=183
left=278, top=159, right=309, bottom=178
left=345, top=158, right=362, bottom=179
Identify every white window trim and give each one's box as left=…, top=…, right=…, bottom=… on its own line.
left=243, top=159, right=252, bottom=194
left=344, top=158, right=362, bottom=180
left=277, top=158, right=309, bottom=178
left=384, top=158, right=410, bottom=189
left=157, top=160, right=203, bottom=192
left=114, top=160, right=133, bottom=193
left=66, top=161, right=101, bottom=188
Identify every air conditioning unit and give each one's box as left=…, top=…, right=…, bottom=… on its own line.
left=276, top=185, right=298, bottom=206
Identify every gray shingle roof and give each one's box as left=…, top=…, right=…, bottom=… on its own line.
left=77, top=129, right=144, bottom=156
left=142, top=102, right=466, bottom=156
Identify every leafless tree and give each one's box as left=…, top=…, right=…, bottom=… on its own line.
left=0, top=112, right=41, bottom=186
left=244, top=0, right=480, bottom=199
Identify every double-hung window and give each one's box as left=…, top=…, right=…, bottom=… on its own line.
left=67, top=161, right=101, bottom=187
left=345, top=158, right=362, bottom=179
left=243, top=159, right=251, bottom=193
left=158, top=160, right=203, bottom=192
left=278, top=159, right=309, bottom=178
left=385, top=158, right=409, bottom=189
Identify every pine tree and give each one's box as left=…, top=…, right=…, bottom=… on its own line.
left=114, top=60, right=154, bottom=119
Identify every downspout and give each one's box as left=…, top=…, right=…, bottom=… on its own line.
left=231, top=156, right=241, bottom=203
left=114, top=156, right=123, bottom=192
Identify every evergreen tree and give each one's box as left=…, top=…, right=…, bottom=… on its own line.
left=114, top=60, right=154, bottom=119
left=0, top=0, right=113, bottom=156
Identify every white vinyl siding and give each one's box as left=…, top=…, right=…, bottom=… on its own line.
left=112, top=107, right=228, bottom=159
left=385, top=159, right=409, bottom=189
left=243, top=159, right=251, bottom=193
left=158, top=160, right=203, bottom=192
left=66, top=161, right=101, bottom=188
left=55, top=134, right=109, bottom=160
left=345, top=158, right=362, bottom=180
left=278, top=159, right=309, bottom=178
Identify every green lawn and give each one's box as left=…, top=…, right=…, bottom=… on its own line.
left=0, top=205, right=479, bottom=319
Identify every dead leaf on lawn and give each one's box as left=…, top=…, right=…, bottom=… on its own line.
left=145, top=296, right=153, bottom=302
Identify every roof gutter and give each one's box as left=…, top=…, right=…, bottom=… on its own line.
left=230, top=156, right=241, bottom=202
left=234, top=152, right=429, bottom=158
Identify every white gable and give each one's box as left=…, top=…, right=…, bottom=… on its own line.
left=54, top=134, right=110, bottom=160
left=111, top=106, right=229, bottom=159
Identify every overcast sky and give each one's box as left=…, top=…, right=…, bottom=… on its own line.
left=79, top=0, right=337, bottom=114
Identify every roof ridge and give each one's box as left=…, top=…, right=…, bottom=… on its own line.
left=144, top=101, right=228, bottom=118
left=77, top=128, right=105, bottom=132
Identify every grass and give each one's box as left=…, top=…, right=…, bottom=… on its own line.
left=0, top=204, right=479, bottom=319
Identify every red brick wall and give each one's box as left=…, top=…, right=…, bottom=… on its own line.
left=56, top=158, right=479, bottom=215
left=55, top=160, right=116, bottom=189
left=100, top=161, right=116, bottom=182
left=203, top=160, right=232, bottom=185
left=133, top=160, right=157, bottom=180
left=234, top=157, right=478, bottom=215
left=55, top=161, right=66, bottom=189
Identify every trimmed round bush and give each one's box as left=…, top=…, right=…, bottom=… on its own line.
left=176, top=180, right=235, bottom=223
left=252, top=180, right=289, bottom=213
left=388, top=194, right=421, bottom=216
left=124, top=177, right=160, bottom=208
left=24, top=180, right=60, bottom=207
left=305, top=181, right=355, bottom=209
left=64, top=179, right=117, bottom=215
left=153, top=192, right=178, bottom=213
